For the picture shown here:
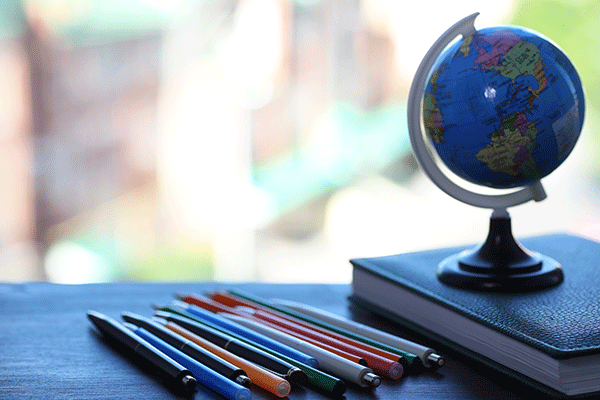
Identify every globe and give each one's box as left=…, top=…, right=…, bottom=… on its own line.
left=422, top=25, right=585, bottom=189
left=406, top=14, right=586, bottom=291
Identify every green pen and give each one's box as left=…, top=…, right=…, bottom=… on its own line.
left=225, top=289, right=421, bottom=371
left=153, top=305, right=347, bottom=397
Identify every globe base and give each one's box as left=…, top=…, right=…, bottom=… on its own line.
left=437, top=216, right=563, bottom=291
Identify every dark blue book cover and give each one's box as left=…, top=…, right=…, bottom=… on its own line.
left=350, top=233, right=600, bottom=397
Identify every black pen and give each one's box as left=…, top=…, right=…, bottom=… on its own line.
left=154, top=310, right=306, bottom=384
left=122, top=312, right=251, bottom=387
left=87, top=310, right=197, bottom=392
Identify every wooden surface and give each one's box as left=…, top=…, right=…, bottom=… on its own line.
left=0, top=282, right=543, bottom=399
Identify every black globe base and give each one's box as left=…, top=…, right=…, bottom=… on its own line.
left=437, top=216, right=563, bottom=291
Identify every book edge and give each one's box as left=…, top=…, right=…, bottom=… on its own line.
left=348, top=294, right=579, bottom=399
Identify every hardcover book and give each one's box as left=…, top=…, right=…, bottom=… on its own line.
left=350, top=233, right=600, bottom=397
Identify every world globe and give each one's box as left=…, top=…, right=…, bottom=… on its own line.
left=407, top=14, right=586, bottom=291
left=421, top=25, right=585, bottom=189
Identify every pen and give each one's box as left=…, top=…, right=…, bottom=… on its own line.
left=153, top=310, right=306, bottom=384
left=176, top=293, right=240, bottom=314
left=235, top=307, right=403, bottom=380
left=87, top=310, right=197, bottom=392
left=154, top=310, right=347, bottom=397
left=273, top=299, right=446, bottom=369
left=221, top=313, right=382, bottom=389
left=123, top=323, right=252, bottom=400
left=214, top=290, right=420, bottom=370
left=121, top=312, right=251, bottom=387
left=167, top=300, right=320, bottom=369
left=154, top=317, right=291, bottom=398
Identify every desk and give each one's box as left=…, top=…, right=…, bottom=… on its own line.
left=1, top=282, right=537, bottom=399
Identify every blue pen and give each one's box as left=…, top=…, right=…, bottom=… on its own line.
left=123, top=323, right=252, bottom=400
left=170, top=300, right=319, bottom=368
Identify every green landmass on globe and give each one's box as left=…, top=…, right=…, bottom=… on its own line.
left=422, top=26, right=584, bottom=189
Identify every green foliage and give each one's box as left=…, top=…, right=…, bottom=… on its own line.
left=126, top=245, right=213, bottom=281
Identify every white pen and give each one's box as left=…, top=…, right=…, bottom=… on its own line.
left=271, top=299, right=445, bottom=369
left=219, top=313, right=381, bottom=388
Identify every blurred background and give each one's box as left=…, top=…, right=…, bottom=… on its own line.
left=1, top=0, right=599, bottom=283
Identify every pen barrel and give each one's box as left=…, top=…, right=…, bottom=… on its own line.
left=163, top=313, right=230, bottom=347
left=223, top=340, right=301, bottom=380
left=134, top=327, right=252, bottom=400
left=180, top=342, right=248, bottom=384
left=287, top=360, right=347, bottom=396
left=89, top=313, right=143, bottom=351
left=130, top=339, right=194, bottom=384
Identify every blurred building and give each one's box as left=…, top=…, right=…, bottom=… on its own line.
left=1, top=0, right=599, bottom=284
left=0, top=2, right=35, bottom=281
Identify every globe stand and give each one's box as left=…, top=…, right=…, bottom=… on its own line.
left=406, top=13, right=577, bottom=292
left=437, top=212, right=563, bottom=291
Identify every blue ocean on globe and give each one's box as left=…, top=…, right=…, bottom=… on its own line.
left=422, top=26, right=585, bottom=189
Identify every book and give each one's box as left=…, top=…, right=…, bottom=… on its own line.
left=350, top=233, right=600, bottom=398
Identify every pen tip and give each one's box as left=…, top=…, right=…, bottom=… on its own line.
left=171, top=299, right=189, bottom=309
left=121, top=311, right=144, bottom=324
left=274, top=380, right=291, bottom=397
left=121, top=322, right=138, bottom=331
left=363, top=372, right=381, bottom=388
left=234, top=306, right=255, bottom=315
left=152, top=316, right=168, bottom=325
left=181, top=375, right=197, bottom=390
left=389, top=362, right=404, bottom=380
left=87, top=310, right=104, bottom=324
left=153, top=310, right=171, bottom=320
left=236, top=375, right=252, bottom=387
left=427, top=353, right=445, bottom=368
left=151, top=304, right=164, bottom=310
left=173, top=293, right=185, bottom=300
left=217, top=312, right=240, bottom=320
left=287, top=368, right=307, bottom=384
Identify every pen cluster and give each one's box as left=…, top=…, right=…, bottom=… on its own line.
left=87, top=289, right=444, bottom=399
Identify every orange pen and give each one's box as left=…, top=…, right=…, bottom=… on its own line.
left=159, top=319, right=291, bottom=398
